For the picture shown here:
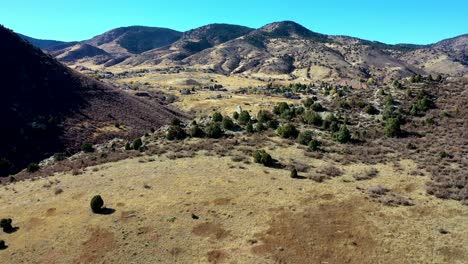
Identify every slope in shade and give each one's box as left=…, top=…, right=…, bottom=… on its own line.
left=0, top=25, right=182, bottom=176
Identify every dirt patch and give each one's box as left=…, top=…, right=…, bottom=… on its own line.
left=251, top=198, right=385, bottom=263
left=207, top=249, right=229, bottom=263
left=74, top=227, right=116, bottom=264
left=45, top=208, right=57, bottom=217
left=119, top=210, right=137, bottom=222
left=192, top=222, right=230, bottom=240
left=213, top=198, right=232, bottom=206
left=24, top=217, right=45, bottom=231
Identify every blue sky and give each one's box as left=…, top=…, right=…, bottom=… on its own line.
left=1, top=0, right=467, bottom=44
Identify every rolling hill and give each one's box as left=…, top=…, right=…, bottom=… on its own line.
left=0, top=25, right=182, bottom=177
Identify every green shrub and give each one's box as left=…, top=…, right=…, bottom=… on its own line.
left=189, top=124, right=205, bottom=138
left=384, top=118, right=401, bottom=137
left=238, top=110, right=251, bottom=125
left=205, top=123, right=223, bottom=138
left=364, top=104, right=379, bottom=115
left=125, top=142, right=131, bottom=150
left=132, top=138, right=143, bottom=150
left=166, top=125, right=187, bottom=140
left=81, top=143, right=94, bottom=153
left=212, top=112, right=223, bottom=122
left=256, top=122, right=267, bottom=132
left=290, top=168, right=298, bottom=179
left=0, top=240, right=6, bottom=249
left=303, top=97, right=315, bottom=108
left=334, top=125, right=351, bottom=143
left=53, top=152, right=67, bottom=162
left=311, top=102, right=325, bottom=112
left=170, top=118, right=182, bottom=126
left=0, top=218, right=13, bottom=233
left=266, top=119, right=279, bottom=129
left=295, top=106, right=305, bottom=115
left=277, top=123, right=299, bottom=139
left=246, top=122, right=254, bottom=134
left=308, top=139, right=320, bottom=151
left=273, top=102, right=290, bottom=115
left=297, top=131, right=313, bottom=145
left=90, top=195, right=104, bottom=213
left=252, top=149, right=273, bottom=167
left=280, top=108, right=295, bottom=120
left=27, top=163, right=40, bottom=173
left=232, top=112, right=239, bottom=120
left=257, top=110, right=272, bottom=123
left=303, top=111, right=323, bottom=126
left=222, top=117, right=235, bottom=130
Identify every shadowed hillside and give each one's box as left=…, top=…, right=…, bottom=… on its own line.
left=0, top=25, right=183, bottom=176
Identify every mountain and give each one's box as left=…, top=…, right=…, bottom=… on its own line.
left=18, top=33, right=71, bottom=49
left=123, top=23, right=255, bottom=65
left=0, top=25, right=181, bottom=176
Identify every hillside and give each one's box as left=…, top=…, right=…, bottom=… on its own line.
left=18, top=33, right=70, bottom=49
left=0, top=25, right=182, bottom=177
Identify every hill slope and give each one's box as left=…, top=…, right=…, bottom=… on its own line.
left=18, top=33, right=70, bottom=49
left=0, top=25, right=181, bottom=176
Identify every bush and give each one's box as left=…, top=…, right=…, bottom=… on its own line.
left=81, top=143, right=94, bottom=153
left=266, top=119, right=279, bottom=129
left=303, top=111, right=323, bottom=126
left=308, top=139, right=320, bottom=151
left=222, top=117, right=235, bottom=130
left=132, top=138, right=143, bottom=150
left=232, top=112, right=239, bottom=120
left=238, top=110, right=251, bottom=125
left=277, top=123, right=299, bottom=139
left=297, top=131, right=313, bottom=145
left=334, top=125, right=351, bottom=143
left=27, top=163, right=40, bottom=173
left=0, top=218, right=13, bottom=233
left=0, top=240, right=5, bottom=250
left=212, top=112, right=223, bottom=122
left=246, top=122, right=254, bottom=134
left=311, top=102, right=325, bottom=112
left=189, top=124, right=205, bottom=138
left=303, top=97, right=315, bottom=108
left=257, top=110, right=273, bottom=123
left=53, top=152, right=67, bottom=162
left=364, top=104, right=379, bottom=115
left=167, top=125, right=187, bottom=140
left=125, top=142, right=131, bottom=150
left=384, top=118, right=401, bottom=138
left=252, top=149, right=273, bottom=167
left=255, top=122, right=267, bottom=132
left=280, top=108, right=295, bottom=120
left=205, top=123, right=223, bottom=138
left=290, top=168, right=298, bottom=179
left=170, top=118, right=182, bottom=126
left=90, top=195, right=104, bottom=213
left=273, top=102, right=290, bottom=115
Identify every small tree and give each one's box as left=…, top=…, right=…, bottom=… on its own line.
left=297, top=131, right=313, bottom=145
left=266, top=119, right=279, bottom=129
left=81, top=143, right=94, bottom=153
left=257, top=110, right=272, bottom=123
left=277, top=123, right=299, bottom=139
left=212, top=112, right=223, bottom=122
left=0, top=240, right=6, bottom=250
left=222, top=117, right=235, bottom=130
left=273, top=102, right=290, bottom=115
left=232, top=112, right=239, bottom=120
left=290, top=168, right=298, bottom=179
left=189, top=124, right=205, bottom=138
left=303, top=111, right=323, bottom=126
left=308, top=139, right=320, bottom=151
left=252, top=149, right=273, bottom=167
left=0, top=218, right=13, bottom=233
left=246, top=122, right=254, bottom=134
left=205, top=123, right=223, bottom=138
left=384, top=118, right=401, bottom=138
left=166, top=125, right=187, bottom=140
left=132, top=138, right=143, bottom=150
left=238, top=110, right=251, bottom=125
left=27, top=163, right=40, bottom=173
left=90, top=195, right=104, bottom=213
left=311, top=102, right=325, bottom=112
left=334, top=125, right=351, bottom=143
left=364, top=104, right=379, bottom=115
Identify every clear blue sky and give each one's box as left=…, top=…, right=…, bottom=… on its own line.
left=1, top=0, right=467, bottom=44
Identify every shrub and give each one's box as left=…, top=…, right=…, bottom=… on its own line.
left=252, top=149, right=273, bottom=167
left=90, top=195, right=104, bottom=213
left=303, top=111, right=323, bottom=126
left=189, top=124, right=205, bottom=138
left=170, top=118, right=182, bottom=126
left=266, top=119, right=279, bottom=129
left=303, top=97, right=315, bottom=108
left=364, top=104, right=379, bottom=115
left=308, top=139, right=320, bottom=151
left=125, top=142, right=131, bottom=150
left=256, top=122, right=267, bottom=132
left=277, top=123, right=299, bottom=139
left=384, top=118, right=401, bottom=138
left=246, top=122, right=254, bottom=134
left=0, top=240, right=5, bottom=250
left=205, top=123, right=223, bottom=138
left=27, top=163, right=40, bottom=173
left=167, top=125, right=187, bottom=140
left=290, top=168, right=298, bottom=179
left=311, top=102, right=325, bottom=112
left=238, top=110, right=251, bottom=125
left=295, top=106, right=305, bottom=115
left=297, top=131, right=313, bottom=145
left=81, top=143, right=94, bottom=153
left=280, top=108, right=295, bottom=120
left=273, top=102, right=290, bottom=115
left=0, top=218, right=13, bottom=233
left=53, top=152, right=67, bottom=162
left=232, top=112, right=239, bottom=120
left=334, top=125, right=351, bottom=143
left=257, top=110, right=272, bottom=123
left=132, top=138, right=143, bottom=150
left=212, top=112, right=223, bottom=122
left=222, top=117, right=235, bottom=130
